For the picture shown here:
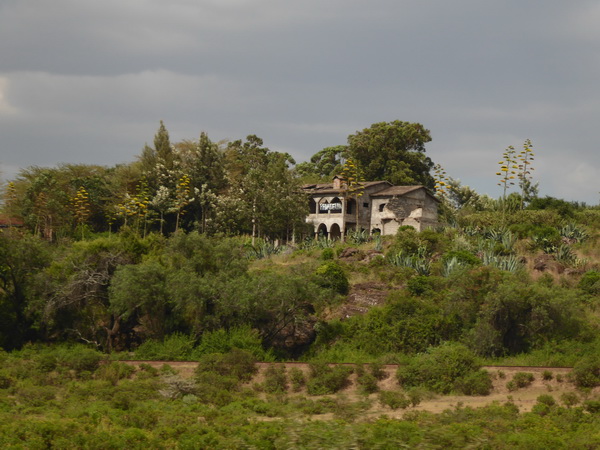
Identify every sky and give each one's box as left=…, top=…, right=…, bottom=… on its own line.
left=1, top=0, right=599, bottom=204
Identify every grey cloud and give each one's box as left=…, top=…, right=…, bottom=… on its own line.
left=0, top=0, right=599, bottom=203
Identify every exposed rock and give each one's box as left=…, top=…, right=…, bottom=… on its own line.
left=338, top=247, right=363, bottom=260
left=268, top=315, right=317, bottom=356
left=333, top=282, right=390, bottom=320
left=533, top=254, right=565, bottom=274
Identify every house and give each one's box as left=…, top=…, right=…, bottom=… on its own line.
left=302, top=176, right=439, bottom=238
left=0, top=214, right=24, bottom=229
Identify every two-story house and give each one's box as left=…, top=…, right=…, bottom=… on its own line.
left=302, top=176, right=439, bottom=238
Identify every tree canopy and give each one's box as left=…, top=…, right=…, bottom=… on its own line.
left=347, top=120, right=434, bottom=187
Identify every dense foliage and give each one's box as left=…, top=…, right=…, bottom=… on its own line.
left=2, top=120, right=600, bottom=444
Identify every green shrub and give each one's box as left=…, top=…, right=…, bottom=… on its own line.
left=0, top=370, right=13, bottom=389
left=584, top=400, right=600, bottom=414
left=560, top=392, right=580, bottom=407
left=532, top=395, right=556, bottom=416
left=314, top=261, right=349, bottom=295
left=406, top=387, right=425, bottom=407
left=536, top=394, right=556, bottom=407
left=135, top=333, right=195, bottom=361
left=306, top=362, right=353, bottom=395
left=579, top=271, right=600, bottom=295
left=572, top=355, right=600, bottom=388
left=289, top=367, right=306, bottom=392
left=261, top=364, right=288, bottom=393
left=193, top=326, right=269, bottom=360
left=15, top=382, right=56, bottom=406
left=368, top=362, right=388, bottom=380
left=96, top=361, right=135, bottom=385
left=406, top=276, right=433, bottom=296
left=357, top=372, right=379, bottom=394
left=453, top=370, right=493, bottom=396
left=507, top=372, right=534, bottom=391
left=542, top=370, right=553, bottom=381
left=397, top=343, right=481, bottom=394
left=378, top=390, right=410, bottom=410
left=195, top=349, right=257, bottom=383
left=320, top=248, right=334, bottom=260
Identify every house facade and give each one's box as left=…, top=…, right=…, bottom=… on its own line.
left=302, top=177, right=439, bottom=238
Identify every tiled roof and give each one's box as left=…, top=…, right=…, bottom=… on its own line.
left=370, top=185, right=424, bottom=196
left=301, top=180, right=390, bottom=194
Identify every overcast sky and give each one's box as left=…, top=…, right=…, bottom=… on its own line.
left=1, top=0, right=599, bottom=204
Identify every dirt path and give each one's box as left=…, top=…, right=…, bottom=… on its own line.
left=122, top=360, right=590, bottom=414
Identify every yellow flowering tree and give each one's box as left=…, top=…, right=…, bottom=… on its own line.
left=173, top=174, right=195, bottom=232
left=433, top=164, right=450, bottom=200
left=517, top=139, right=536, bottom=209
left=341, top=158, right=365, bottom=235
left=71, top=186, right=91, bottom=239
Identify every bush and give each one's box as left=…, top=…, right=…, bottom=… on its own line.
left=261, top=365, right=288, bottom=393
left=397, top=343, right=481, bottom=395
left=193, top=326, right=269, bottom=360
left=584, top=400, right=600, bottom=414
left=289, top=367, right=306, bottom=392
left=357, top=372, right=379, bottom=394
left=0, top=370, right=13, bottom=389
left=378, top=390, right=411, bottom=410
left=572, top=355, right=600, bottom=388
left=314, top=261, right=349, bottom=295
left=195, top=349, right=257, bottom=383
left=96, top=361, right=135, bottom=385
left=320, top=248, right=334, bottom=261
left=532, top=395, right=556, bottom=416
left=542, top=370, right=553, bottom=381
left=560, top=392, right=580, bottom=407
left=453, top=370, right=493, bottom=396
left=406, top=276, right=433, bottom=296
left=135, top=333, right=195, bottom=361
left=507, top=372, right=535, bottom=391
left=579, top=271, right=600, bottom=295
left=306, top=362, right=353, bottom=395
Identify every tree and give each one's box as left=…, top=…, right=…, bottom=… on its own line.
left=347, top=121, right=434, bottom=187
left=0, top=233, right=50, bottom=349
left=224, top=135, right=304, bottom=243
left=71, top=186, right=91, bottom=239
left=295, top=145, right=347, bottom=181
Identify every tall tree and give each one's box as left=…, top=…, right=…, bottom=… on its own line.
left=347, top=121, right=434, bottom=187
left=224, top=135, right=305, bottom=243
left=295, top=145, right=348, bottom=181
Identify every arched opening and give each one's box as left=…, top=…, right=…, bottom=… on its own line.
left=309, top=198, right=317, bottom=214
left=318, top=199, right=329, bottom=213
left=378, top=203, right=387, bottom=212
left=329, top=197, right=342, bottom=214
left=330, top=223, right=342, bottom=240
left=316, top=223, right=328, bottom=238
left=372, top=228, right=381, bottom=235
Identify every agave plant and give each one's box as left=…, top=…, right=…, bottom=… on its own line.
left=555, top=243, right=576, bottom=265
left=388, top=250, right=431, bottom=275
left=347, top=229, right=370, bottom=245
left=482, top=252, right=523, bottom=273
left=560, top=223, right=589, bottom=243
left=441, top=256, right=470, bottom=277
left=248, top=239, right=284, bottom=259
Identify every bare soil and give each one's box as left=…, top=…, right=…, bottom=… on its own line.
left=125, top=361, right=594, bottom=416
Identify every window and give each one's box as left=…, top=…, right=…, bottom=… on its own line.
left=378, top=203, right=386, bottom=212
left=363, top=202, right=369, bottom=208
